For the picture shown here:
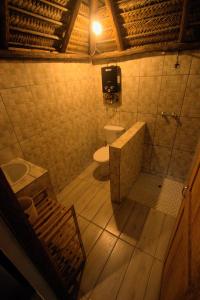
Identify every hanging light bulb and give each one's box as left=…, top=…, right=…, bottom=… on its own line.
left=92, top=20, right=102, bottom=35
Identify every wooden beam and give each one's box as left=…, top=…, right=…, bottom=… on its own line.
left=104, top=0, right=124, bottom=51
left=179, top=0, right=190, bottom=42
left=89, top=0, right=98, bottom=55
left=0, top=0, right=9, bottom=49
left=92, top=41, right=200, bottom=63
left=0, top=49, right=90, bottom=61
left=61, top=0, right=82, bottom=53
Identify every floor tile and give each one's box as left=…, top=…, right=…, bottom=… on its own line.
left=80, top=187, right=109, bottom=221
left=74, top=181, right=102, bottom=214
left=59, top=179, right=93, bottom=208
left=90, top=239, right=134, bottom=300
left=120, top=203, right=149, bottom=246
left=81, top=222, right=103, bottom=255
left=106, top=198, right=135, bottom=237
left=136, top=209, right=165, bottom=256
left=155, top=214, right=176, bottom=261
left=57, top=177, right=83, bottom=202
left=92, top=199, right=117, bottom=228
left=77, top=162, right=99, bottom=181
left=77, top=216, right=90, bottom=235
left=117, top=248, right=153, bottom=300
left=144, top=259, right=163, bottom=300
left=80, top=231, right=117, bottom=298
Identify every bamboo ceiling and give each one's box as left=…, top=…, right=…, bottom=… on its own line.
left=0, top=0, right=199, bottom=60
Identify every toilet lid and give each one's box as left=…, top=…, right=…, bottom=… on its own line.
left=93, top=146, right=109, bottom=163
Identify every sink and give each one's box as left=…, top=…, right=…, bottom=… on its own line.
left=1, top=161, right=29, bottom=185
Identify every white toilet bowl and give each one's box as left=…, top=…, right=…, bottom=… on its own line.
left=93, top=125, right=125, bottom=179
left=93, top=145, right=109, bottom=163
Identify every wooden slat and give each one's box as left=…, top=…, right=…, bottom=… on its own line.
left=8, top=5, right=63, bottom=26
left=61, top=0, right=82, bottom=52
left=104, top=0, right=124, bottom=51
left=0, top=0, right=9, bottom=49
left=179, top=0, right=190, bottom=42
left=0, top=169, right=67, bottom=299
left=89, top=0, right=98, bottom=55
left=10, top=26, right=60, bottom=40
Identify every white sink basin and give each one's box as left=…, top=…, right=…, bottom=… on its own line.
left=1, top=161, right=29, bottom=185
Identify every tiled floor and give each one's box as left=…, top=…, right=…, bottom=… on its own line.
left=57, top=162, right=183, bottom=300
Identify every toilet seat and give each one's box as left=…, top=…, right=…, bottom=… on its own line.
left=93, top=146, right=109, bottom=163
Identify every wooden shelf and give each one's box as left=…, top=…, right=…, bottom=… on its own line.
left=9, top=41, right=56, bottom=51
left=40, top=0, right=69, bottom=12
left=10, top=26, right=60, bottom=40
left=9, top=5, right=64, bottom=26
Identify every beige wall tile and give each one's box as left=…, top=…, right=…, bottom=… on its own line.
left=0, top=143, right=23, bottom=165
left=0, top=60, right=29, bottom=89
left=174, top=117, right=200, bottom=151
left=1, top=87, right=41, bottom=141
left=24, top=61, right=55, bottom=85
left=158, top=75, right=188, bottom=114
left=142, top=144, right=152, bottom=173
left=168, top=149, right=194, bottom=181
left=106, top=107, right=120, bottom=126
left=163, top=52, right=192, bottom=75
left=0, top=98, right=17, bottom=150
left=181, top=75, right=200, bottom=117
left=154, top=116, right=177, bottom=147
left=140, top=55, right=164, bottom=76
left=151, top=146, right=171, bottom=175
left=120, top=76, right=139, bottom=112
left=138, top=77, right=161, bottom=114
left=137, top=113, right=156, bottom=144
left=119, top=111, right=137, bottom=129
left=119, top=58, right=141, bottom=77
left=20, top=133, right=48, bottom=169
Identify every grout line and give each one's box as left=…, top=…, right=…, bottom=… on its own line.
left=115, top=246, right=136, bottom=300
left=0, top=93, right=26, bottom=159
left=166, top=58, right=192, bottom=177
left=88, top=231, right=119, bottom=299
left=142, top=257, right=156, bottom=300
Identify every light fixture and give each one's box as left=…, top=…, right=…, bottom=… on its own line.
left=92, top=20, right=102, bottom=36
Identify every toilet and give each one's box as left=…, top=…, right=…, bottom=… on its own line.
left=93, top=125, right=125, bottom=178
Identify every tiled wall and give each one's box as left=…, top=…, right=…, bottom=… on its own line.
left=0, top=51, right=200, bottom=193
left=94, top=50, right=200, bottom=182
left=110, top=122, right=145, bottom=203
left=0, top=60, right=99, bottom=192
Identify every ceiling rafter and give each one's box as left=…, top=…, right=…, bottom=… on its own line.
left=178, top=0, right=190, bottom=42
left=61, top=0, right=82, bottom=53
left=90, top=0, right=98, bottom=55
left=0, top=0, right=9, bottom=49
left=104, top=0, right=124, bottom=51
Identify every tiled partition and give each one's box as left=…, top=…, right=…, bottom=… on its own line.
left=110, top=122, right=145, bottom=203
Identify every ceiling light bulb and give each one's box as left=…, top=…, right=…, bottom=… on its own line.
left=92, top=21, right=102, bottom=35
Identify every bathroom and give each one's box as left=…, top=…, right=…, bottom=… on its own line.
left=1, top=0, right=200, bottom=300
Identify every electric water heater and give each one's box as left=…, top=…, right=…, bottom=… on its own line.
left=101, top=65, right=121, bottom=94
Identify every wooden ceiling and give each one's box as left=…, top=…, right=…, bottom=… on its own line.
left=0, top=0, right=200, bottom=61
